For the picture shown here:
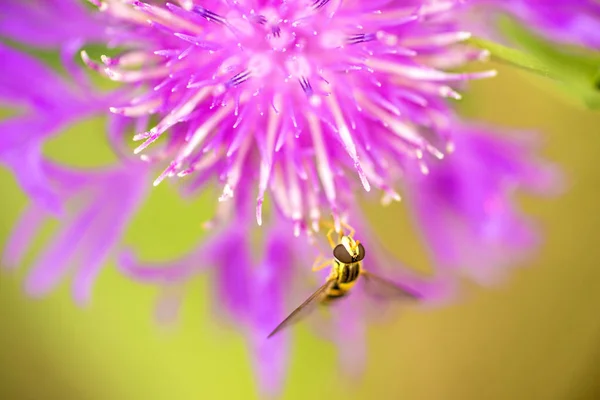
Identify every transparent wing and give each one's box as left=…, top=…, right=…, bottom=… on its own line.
left=360, top=270, right=420, bottom=301
left=267, top=279, right=335, bottom=339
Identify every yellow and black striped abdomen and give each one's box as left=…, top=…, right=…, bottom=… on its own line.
left=323, top=261, right=361, bottom=302
left=336, top=260, right=361, bottom=284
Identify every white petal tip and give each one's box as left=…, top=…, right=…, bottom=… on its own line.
left=458, top=31, right=472, bottom=41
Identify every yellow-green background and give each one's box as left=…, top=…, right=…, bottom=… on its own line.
left=1, top=60, right=600, bottom=399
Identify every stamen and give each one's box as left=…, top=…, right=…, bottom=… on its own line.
left=324, top=93, right=370, bottom=191
left=313, top=0, right=330, bottom=10
left=299, top=76, right=314, bottom=95
left=362, top=57, right=498, bottom=82
left=256, top=95, right=283, bottom=225
left=132, top=1, right=204, bottom=34
left=355, top=91, right=425, bottom=148
left=347, top=33, right=376, bottom=45
left=193, top=6, right=227, bottom=25
left=227, top=70, right=251, bottom=87
left=178, top=102, right=235, bottom=161
left=219, top=134, right=253, bottom=202
left=306, top=113, right=337, bottom=208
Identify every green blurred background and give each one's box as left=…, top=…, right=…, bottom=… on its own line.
left=1, top=60, right=600, bottom=400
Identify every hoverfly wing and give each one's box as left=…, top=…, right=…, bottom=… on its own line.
left=360, top=270, right=420, bottom=301
left=267, top=279, right=335, bottom=339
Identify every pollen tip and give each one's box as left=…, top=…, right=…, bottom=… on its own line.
left=100, top=54, right=112, bottom=65
left=133, top=132, right=149, bottom=141
left=312, top=219, right=320, bottom=232
left=478, top=49, right=491, bottom=61
left=256, top=198, right=264, bottom=226
left=180, top=0, right=194, bottom=11
left=333, top=214, right=341, bottom=233
left=360, top=172, right=371, bottom=192
left=293, top=221, right=301, bottom=238
left=219, top=184, right=234, bottom=202
left=458, top=31, right=472, bottom=41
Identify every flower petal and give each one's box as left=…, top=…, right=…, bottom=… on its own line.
left=405, top=126, right=560, bottom=283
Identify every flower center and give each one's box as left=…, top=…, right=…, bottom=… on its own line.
left=196, top=2, right=365, bottom=101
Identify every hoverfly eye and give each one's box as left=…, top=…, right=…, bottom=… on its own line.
left=333, top=244, right=354, bottom=264
left=356, top=243, right=366, bottom=261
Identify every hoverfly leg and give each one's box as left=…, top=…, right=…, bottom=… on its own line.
left=326, top=227, right=337, bottom=249
left=312, top=254, right=331, bottom=271
left=340, top=220, right=356, bottom=238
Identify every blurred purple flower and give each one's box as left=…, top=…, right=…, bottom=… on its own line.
left=118, top=189, right=294, bottom=396
left=0, top=43, right=116, bottom=213
left=83, top=0, right=496, bottom=233
left=0, top=0, right=107, bottom=49
left=467, top=0, right=600, bottom=49
left=0, top=4, right=151, bottom=303
left=404, top=125, right=561, bottom=284
left=2, top=160, right=150, bottom=305
left=118, top=190, right=452, bottom=397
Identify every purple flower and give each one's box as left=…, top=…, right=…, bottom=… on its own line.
left=118, top=194, right=294, bottom=396
left=83, top=0, right=496, bottom=233
left=0, top=43, right=116, bottom=212
left=467, top=0, right=600, bottom=49
left=0, top=0, right=107, bottom=49
left=403, top=125, right=561, bottom=284
left=1, top=6, right=151, bottom=303
left=2, top=158, right=150, bottom=305
left=0, top=1, right=561, bottom=395
left=119, top=191, right=452, bottom=396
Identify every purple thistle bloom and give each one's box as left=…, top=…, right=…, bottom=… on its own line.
left=467, top=0, right=600, bottom=49
left=83, top=0, right=497, bottom=234
left=404, top=125, right=561, bottom=284
left=0, top=1, right=563, bottom=395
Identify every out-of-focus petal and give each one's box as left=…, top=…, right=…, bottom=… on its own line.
left=117, top=217, right=296, bottom=397
left=466, top=0, right=600, bottom=49
left=3, top=161, right=151, bottom=305
left=212, top=228, right=253, bottom=322
left=331, top=295, right=367, bottom=379
left=248, top=226, right=294, bottom=398
left=0, top=44, right=121, bottom=213
left=2, top=206, right=45, bottom=270
left=0, top=0, right=106, bottom=49
left=404, top=125, right=561, bottom=284
left=0, top=44, right=85, bottom=109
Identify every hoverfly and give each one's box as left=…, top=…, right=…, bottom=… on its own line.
left=267, top=221, right=418, bottom=338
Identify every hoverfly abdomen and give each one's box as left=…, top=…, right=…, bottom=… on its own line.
left=323, top=282, right=348, bottom=302
left=337, top=261, right=361, bottom=284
